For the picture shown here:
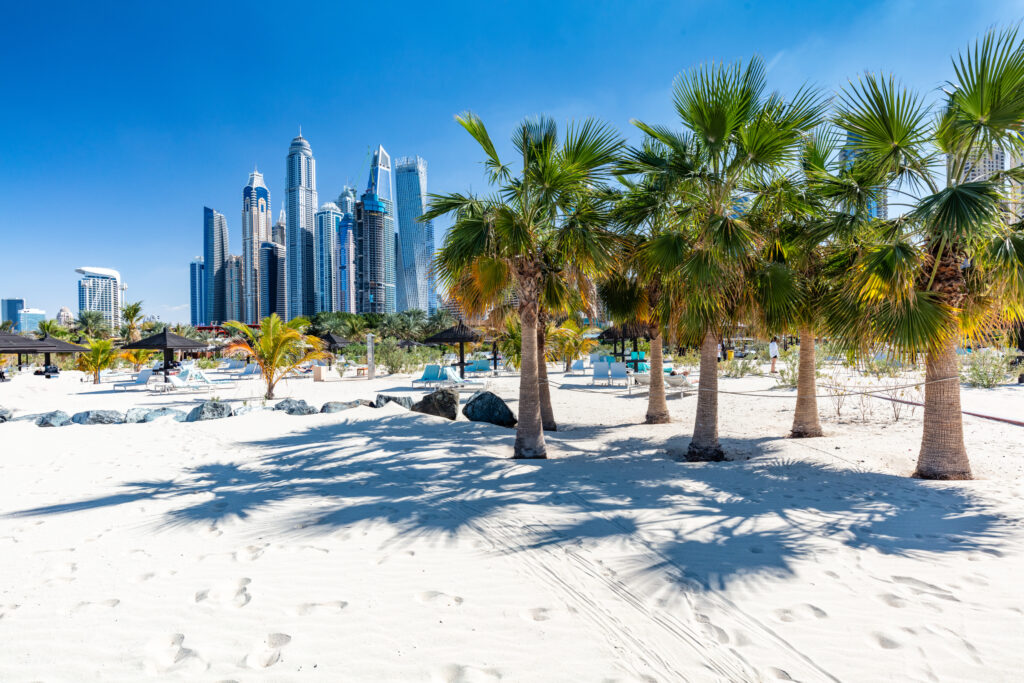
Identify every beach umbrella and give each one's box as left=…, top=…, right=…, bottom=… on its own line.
left=422, top=321, right=481, bottom=379
left=598, top=322, right=651, bottom=371
left=321, top=332, right=352, bottom=368
left=121, top=329, right=208, bottom=383
left=0, top=332, right=86, bottom=369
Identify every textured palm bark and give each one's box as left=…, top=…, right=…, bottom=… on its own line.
left=686, top=330, right=724, bottom=461
left=514, top=294, right=547, bottom=459
left=537, top=325, right=557, bottom=431
left=645, top=331, right=670, bottom=424
left=914, top=338, right=971, bottom=479
left=790, top=326, right=823, bottom=438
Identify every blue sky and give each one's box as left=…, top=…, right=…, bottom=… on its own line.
left=1, top=0, right=1021, bottom=323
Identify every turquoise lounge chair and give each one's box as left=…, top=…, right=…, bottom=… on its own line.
left=413, top=364, right=442, bottom=387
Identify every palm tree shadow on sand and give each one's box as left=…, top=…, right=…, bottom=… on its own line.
left=7, top=412, right=1013, bottom=590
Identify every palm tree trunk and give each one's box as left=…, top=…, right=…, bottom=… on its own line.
left=515, top=295, right=547, bottom=458
left=914, top=338, right=971, bottom=479
left=537, top=325, right=556, bottom=431
left=686, top=330, right=724, bottom=461
left=93, top=370, right=100, bottom=385
left=645, top=330, right=670, bottom=424
left=790, top=326, right=823, bottom=438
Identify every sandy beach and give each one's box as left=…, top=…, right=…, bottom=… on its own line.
left=1, top=365, right=1022, bottom=681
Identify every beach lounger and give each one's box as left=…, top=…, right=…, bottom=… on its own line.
left=570, top=359, right=585, bottom=375
left=442, top=366, right=485, bottom=390
left=591, top=361, right=609, bottom=385
left=114, top=368, right=153, bottom=391
left=412, top=364, right=442, bottom=387
left=237, top=363, right=260, bottom=378
left=609, top=362, right=629, bottom=386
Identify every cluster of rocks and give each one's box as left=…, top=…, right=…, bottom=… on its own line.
left=10, top=389, right=518, bottom=429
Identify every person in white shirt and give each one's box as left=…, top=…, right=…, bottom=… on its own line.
left=769, top=337, right=780, bottom=373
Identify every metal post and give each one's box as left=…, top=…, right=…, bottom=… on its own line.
left=459, top=341, right=466, bottom=379
left=366, top=333, right=375, bottom=380
left=164, top=348, right=172, bottom=383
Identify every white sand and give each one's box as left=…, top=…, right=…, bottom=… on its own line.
left=0, top=365, right=1022, bottom=681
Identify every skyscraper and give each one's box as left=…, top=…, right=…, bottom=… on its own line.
left=355, top=145, right=396, bottom=314
left=272, top=208, right=287, bottom=246
left=242, top=168, right=271, bottom=323
left=189, top=257, right=206, bottom=326
left=76, top=267, right=123, bottom=331
left=224, top=255, right=244, bottom=322
left=286, top=131, right=318, bottom=320
left=18, top=308, right=45, bottom=333
left=1, top=298, right=25, bottom=331
left=259, top=241, right=287, bottom=318
left=394, top=156, right=436, bottom=312
left=203, top=207, right=228, bottom=324
left=336, top=185, right=358, bottom=215
left=838, top=132, right=888, bottom=219
left=314, top=202, right=342, bottom=312
left=338, top=209, right=356, bottom=313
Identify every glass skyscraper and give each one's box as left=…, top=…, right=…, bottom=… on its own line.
left=259, top=241, right=287, bottom=318
left=336, top=185, right=357, bottom=215
left=355, top=146, right=396, bottom=314
left=224, top=255, right=243, bottom=322
left=338, top=209, right=356, bottom=313
left=189, top=257, right=206, bottom=326
left=272, top=208, right=287, bottom=246
left=19, top=308, right=45, bottom=333
left=394, top=156, right=436, bottom=312
left=286, top=132, right=318, bottom=320
left=1, top=298, right=25, bottom=331
left=203, top=207, right=228, bottom=324
left=76, top=266, right=123, bottom=331
left=838, top=132, right=888, bottom=220
left=242, top=168, right=271, bottom=323
left=314, top=202, right=342, bottom=312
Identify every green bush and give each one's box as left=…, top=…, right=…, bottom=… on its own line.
left=720, top=357, right=759, bottom=377
left=960, top=348, right=1018, bottom=388
left=775, top=347, right=799, bottom=387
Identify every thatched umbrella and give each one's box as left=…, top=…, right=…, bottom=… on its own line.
left=422, top=321, right=481, bottom=379
left=120, top=329, right=208, bottom=383
left=0, top=332, right=86, bottom=370
left=321, top=332, right=351, bottom=369
left=397, top=339, right=423, bottom=350
left=598, top=322, right=652, bottom=371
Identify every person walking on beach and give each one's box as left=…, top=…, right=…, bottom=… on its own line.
left=769, top=337, right=779, bottom=373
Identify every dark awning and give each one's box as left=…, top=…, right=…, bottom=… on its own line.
left=597, top=321, right=652, bottom=342
left=120, top=329, right=209, bottom=351
left=322, top=332, right=352, bottom=351
left=422, top=321, right=481, bottom=345
left=0, top=332, right=87, bottom=354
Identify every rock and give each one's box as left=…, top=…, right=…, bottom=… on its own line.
left=71, top=409, right=125, bottom=425
left=462, top=391, right=517, bottom=427
left=125, top=407, right=150, bottom=423
left=274, top=398, right=318, bottom=415
left=233, top=404, right=265, bottom=416
left=356, top=399, right=375, bottom=408
left=186, top=400, right=234, bottom=422
left=36, top=410, right=72, bottom=427
left=0, top=407, right=11, bottom=423
left=411, top=388, right=459, bottom=421
left=142, top=408, right=187, bottom=423
left=374, top=394, right=413, bottom=410
left=321, top=400, right=360, bottom=413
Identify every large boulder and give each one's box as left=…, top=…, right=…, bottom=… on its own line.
left=321, top=400, right=360, bottom=414
left=411, top=388, right=459, bottom=421
left=36, top=410, right=72, bottom=427
left=274, top=398, right=318, bottom=415
left=142, top=407, right=187, bottom=423
left=462, top=391, right=517, bottom=428
left=186, top=400, right=234, bottom=422
left=72, top=410, right=125, bottom=425
left=374, top=394, right=413, bottom=410
left=0, top=406, right=11, bottom=423
left=125, top=407, right=150, bottom=424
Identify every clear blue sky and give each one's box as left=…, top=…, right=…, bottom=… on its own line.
left=1, top=1, right=1021, bottom=323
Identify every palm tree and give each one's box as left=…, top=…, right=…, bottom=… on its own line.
left=828, top=28, right=1024, bottom=479
left=426, top=309, right=455, bottom=337
left=0, top=320, right=14, bottom=333
left=427, top=115, right=621, bottom=458
left=631, top=57, right=826, bottom=459
left=400, top=309, right=428, bottom=339
left=121, top=348, right=157, bottom=371
left=379, top=313, right=410, bottom=339
left=121, top=301, right=144, bottom=342
left=75, top=339, right=118, bottom=384
left=75, top=310, right=108, bottom=339
left=548, top=317, right=599, bottom=371
left=223, top=313, right=329, bottom=400
left=35, top=319, right=69, bottom=340
left=171, top=323, right=201, bottom=339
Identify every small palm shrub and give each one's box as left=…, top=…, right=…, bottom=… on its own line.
left=720, top=357, right=760, bottom=378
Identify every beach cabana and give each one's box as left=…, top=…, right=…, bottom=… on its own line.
left=321, top=332, right=351, bottom=368
left=422, top=321, right=481, bottom=379
left=0, top=332, right=86, bottom=370
left=121, top=329, right=208, bottom=383
left=598, top=322, right=652, bottom=372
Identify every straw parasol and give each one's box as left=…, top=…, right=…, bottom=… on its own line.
left=598, top=322, right=652, bottom=370
left=396, top=339, right=423, bottom=350
left=121, top=329, right=208, bottom=383
left=0, top=332, right=87, bottom=369
left=422, top=321, right=481, bottom=379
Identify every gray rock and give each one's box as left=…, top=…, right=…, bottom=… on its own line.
left=462, top=391, right=517, bottom=427
left=0, top=406, right=11, bottom=423
left=186, top=400, right=234, bottom=422
left=411, top=388, right=459, bottom=421
left=142, top=407, right=187, bottom=423
left=274, top=398, right=318, bottom=415
left=233, top=404, right=265, bottom=416
left=125, top=407, right=150, bottom=423
left=321, top=400, right=360, bottom=413
left=71, top=409, right=125, bottom=425
left=374, top=394, right=413, bottom=410
left=36, top=410, right=72, bottom=427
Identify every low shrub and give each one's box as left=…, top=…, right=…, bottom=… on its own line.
left=960, top=348, right=1018, bottom=388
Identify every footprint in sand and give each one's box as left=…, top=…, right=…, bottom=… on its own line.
left=195, top=578, right=251, bottom=607
left=878, top=593, right=907, bottom=608
left=294, top=601, right=348, bottom=616
left=234, top=545, right=268, bottom=563
left=416, top=591, right=464, bottom=607
left=432, top=663, right=503, bottom=682
left=243, top=632, right=292, bottom=669
left=71, top=598, right=120, bottom=614
left=519, top=607, right=551, bottom=622
left=0, top=604, right=20, bottom=620
left=144, top=633, right=208, bottom=674
left=773, top=604, right=827, bottom=622
left=766, top=667, right=793, bottom=680
left=870, top=632, right=902, bottom=649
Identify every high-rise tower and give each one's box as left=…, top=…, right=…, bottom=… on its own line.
left=203, top=207, right=228, bottom=324
left=76, top=267, right=123, bottom=331
left=314, top=202, right=342, bottom=313
left=242, top=168, right=271, bottom=323
left=189, top=257, right=206, bottom=326
left=336, top=185, right=358, bottom=215
left=225, top=255, right=244, bottom=322
left=259, top=241, right=287, bottom=318
left=286, top=131, right=318, bottom=320
left=338, top=209, right=356, bottom=313
left=395, top=156, right=436, bottom=312
left=355, top=146, right=396, bottom=314
left=272, top=208, right=287, bottom=245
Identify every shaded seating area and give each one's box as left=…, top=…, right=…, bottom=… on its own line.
left=120, top=330, right=209, bottom=384
left=598, top=322, right=652, bottom=372
left=0, top=331, right=87, bottom=377
left=422, top=321, right=482, bottom=379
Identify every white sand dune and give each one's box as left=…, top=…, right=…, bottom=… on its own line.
left=0, top=367, right=1022, bottom=681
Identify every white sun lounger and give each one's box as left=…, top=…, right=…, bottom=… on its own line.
left=114, top=368, right=154, bottom=391
left=592, top=361, right=610, bottom=385
left=608, top=362, right=629, bottom=386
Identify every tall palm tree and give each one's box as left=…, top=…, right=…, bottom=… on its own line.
left=828, top=28, right=1024, bottom=479
left=35, top=319, right=69, bottom=340
left=75, top=310, right=108, bottom=339
left=121, top=301, right=144, bottom=342
left=223, top=313, right=329, bottom=400
left=426, top=114, right=622, bottom=458
left=76, top=339, right=118, bottom=384
left=632, top=57, right=826, bottom=459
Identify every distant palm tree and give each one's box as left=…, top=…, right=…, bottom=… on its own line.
left=223, top=314, right=329, bottom=400
left=337, top=313, right=368, bottom=340
left=35, top=319, right=69, bottom=340
left=76, top=339, right=118, bottom=384
left=75, top=310, right=108, bottom=339
left=121, top=348, right=157, bottom=371
left=0, top=320, right=15, bottom=333
left=400, top=309, right=428, bottom=339
left=171, top=323, right=201, bottom=339
left=121, top=301, right=144, bottom=342
left=548, top=318, right=599, bottom=372
left=426, top=309, right=455, bottom=336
